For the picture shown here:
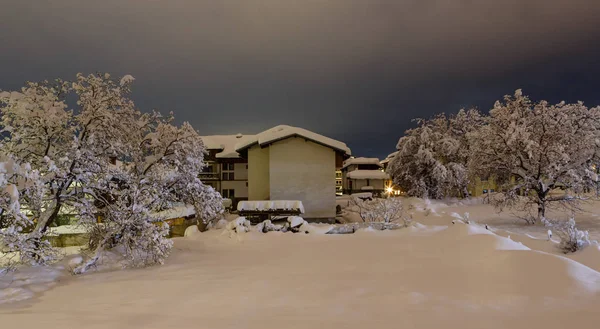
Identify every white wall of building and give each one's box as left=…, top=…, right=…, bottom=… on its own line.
left=269, top=137, right=336, bottom=218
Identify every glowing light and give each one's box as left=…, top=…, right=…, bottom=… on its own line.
left=386, top=187, right=394, bottom=194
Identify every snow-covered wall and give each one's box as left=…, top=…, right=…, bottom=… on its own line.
left=269, top=137, right=336, bottom=218
left=248, top=145, right=270, bottom=200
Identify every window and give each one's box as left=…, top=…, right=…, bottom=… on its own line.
left=366, top=179, right=370, bottom=186
left=246, top=164, right=248, bottom=169
left=222, top=189, right=235, bottom=199
left=222, top=162, right=235, bottom=180
left=246, top=182, right=248, bottom=187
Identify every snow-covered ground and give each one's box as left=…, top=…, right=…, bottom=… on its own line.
left=2, top=198, right=600, bottom=328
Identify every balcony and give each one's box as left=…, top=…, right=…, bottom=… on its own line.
left=198, top=172, right=220, bottom=181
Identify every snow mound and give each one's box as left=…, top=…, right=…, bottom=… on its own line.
left=184, top=225, right=200, bottom=237
left=0, top=266, right=64, bottom=305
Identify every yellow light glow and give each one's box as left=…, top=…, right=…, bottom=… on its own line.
left=386, top=187, right=394, bottom=194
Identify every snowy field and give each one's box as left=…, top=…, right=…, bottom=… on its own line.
left=2, top=198, right=600, bottom=328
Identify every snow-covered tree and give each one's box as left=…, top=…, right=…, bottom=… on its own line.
left=471, top=90, right=600, bottom=224
left=388, top=109, right=483, bottom=199
left=1, top=73, right=222, bottom=269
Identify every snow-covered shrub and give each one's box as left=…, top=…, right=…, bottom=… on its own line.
left=543, top=218, right=592, bottom=253
left=347, top=197, right=411, bottom=226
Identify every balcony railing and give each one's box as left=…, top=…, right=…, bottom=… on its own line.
left=198, top=172, right=220, bottom=180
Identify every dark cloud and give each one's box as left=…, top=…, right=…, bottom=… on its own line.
left=2, top=0, right=600, bottom=158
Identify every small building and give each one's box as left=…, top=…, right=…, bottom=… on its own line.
left=235, top=125, right=351, bottom=219
left=341, top=157, right=390, bottom=197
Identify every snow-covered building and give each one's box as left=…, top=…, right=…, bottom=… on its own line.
left=341, top=157, right=391, bottom=197
left=200, top=134, right=255, bottom=208
left=380, top=151, right=398, bottom=171
left=234, top=125, right=351, bottom=219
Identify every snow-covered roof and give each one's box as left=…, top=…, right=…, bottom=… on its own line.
left=347, top=170, right=390, bottom=180
left=380, top=151, right=399, bottom=165
left=201, top=134, right=256, bottom=159
left=342, top=157, right=382, bottom=169
left=235, top=125, right=351, bottom=155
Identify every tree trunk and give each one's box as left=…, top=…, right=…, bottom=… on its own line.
left=536, top=201, right=546, bottom=224
left=33, top=199, right=61, bottom=235
left=462, top=187, right=470, bottom=199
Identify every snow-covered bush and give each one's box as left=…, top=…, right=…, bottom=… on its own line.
left=543, top=218, right=592, bottom=253
left=1, top=73, right=222, bottom=270
left=346, top=197, right=411, bottom=227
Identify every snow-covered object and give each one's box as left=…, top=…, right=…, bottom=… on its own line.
left=342, top=157, right=382, bottom=169
left=288, top=216, right=306, bottom=228
left=345, top=197, right=410, bottom=226
left=201, top=134, right=256, bottom=158
left=255, top=220, right=283, bottom=233
left=237, top=200, right=305, bottom=214
left=150, top=203, right=196, bottom=221
left=222, top=198, right=232, bottom=209
left=544, top=218, right=593, bottom=253
left=347, top=170, right=390, bottom=180
left=1, top=73, right=223, bottom=269
left=0, top=157, right=59, bottom=266
left=379, top=151, right=398, bottom=165
left=388, top=109, right=482, bottom=199
left=119, top=74, right=135, bottom=86
left=471, top=90, right=600, bottom=223
left=184, top=225, right=200, bottom=237
left=223, top=217, right=251, bottom=238
left=234, top=125, right=351, bottom=155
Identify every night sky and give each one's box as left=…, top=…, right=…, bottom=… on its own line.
left=2, top=0, right=600, bottom=159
